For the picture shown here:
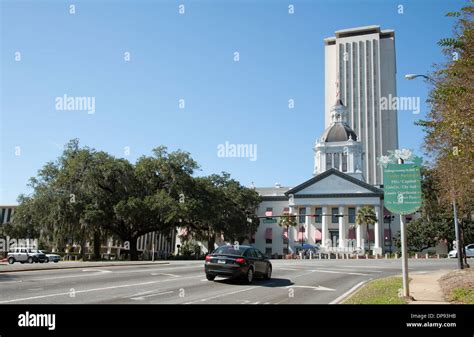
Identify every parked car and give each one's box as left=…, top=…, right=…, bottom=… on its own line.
left=448, top=244, right=474, bottom=258
left=204, top=245, right=272, bottom=284
left=28, top=249, right=48, bottom=263
left=7, top=248, right=46, bottom=264
left=39, top=251, right=61, bottom=263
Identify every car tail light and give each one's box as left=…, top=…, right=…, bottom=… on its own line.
left=235, top=258, right=246, bottom=264
left=205, top=255, right=212, bottom=262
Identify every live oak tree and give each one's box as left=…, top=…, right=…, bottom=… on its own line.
left=178, top=173, right=261, bottom=252
left=10, top=140, right=260, bottom=260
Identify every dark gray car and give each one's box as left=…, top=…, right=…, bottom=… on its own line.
left=204, top=245, right=272, bottom=284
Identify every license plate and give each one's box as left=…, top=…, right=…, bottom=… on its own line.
left=218, top=260, right=226, bottom=264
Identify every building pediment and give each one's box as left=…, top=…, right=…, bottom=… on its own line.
left=285, top=168, right=382, bottom=197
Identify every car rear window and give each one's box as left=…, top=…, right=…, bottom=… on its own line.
left=213, top=245, right=246, bottom=256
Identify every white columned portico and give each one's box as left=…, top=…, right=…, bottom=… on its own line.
left=338, top=205, right=346, bottom=250
left=305, top=206, right=312, bottom=244
left=373, top=205, right=382, bottom=255
left=321, top=206, right=329, bottom=249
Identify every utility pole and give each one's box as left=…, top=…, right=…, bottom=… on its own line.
left=453, top=199, right=463, bottom=269
left=398, top=158, right=410, bottom=297
left=151, top=231, right=155, bottom=262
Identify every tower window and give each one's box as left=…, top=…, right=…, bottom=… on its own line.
left=342, top=153, right=348, bottom=172
left=326, top=153, right=332, bottom=169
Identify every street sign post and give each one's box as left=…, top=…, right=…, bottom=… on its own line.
left=383, top=162, right=422, bottom=298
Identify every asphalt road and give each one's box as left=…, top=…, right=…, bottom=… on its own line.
left=0, top=259, right=457, bottom=304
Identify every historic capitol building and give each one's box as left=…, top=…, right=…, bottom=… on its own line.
left=252, top=25, right=401, bottom=257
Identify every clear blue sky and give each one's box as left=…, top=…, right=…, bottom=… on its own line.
left=0, top=0, right=466, bottom=204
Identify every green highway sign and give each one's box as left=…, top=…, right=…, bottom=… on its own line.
left=262, top=218, right=277, bottom=224
left=383, top=163, right=422, bottom=215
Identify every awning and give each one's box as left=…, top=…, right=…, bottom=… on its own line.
left=348, top=228, right=356, bottom=240
left=282, top=228, right=288, bottom=240
left=265, top=228, right=273, bottom=240
left=384, top=229, right=391, bottom=240
left=297, top=231, right=306, bottom=241
left=314, top=229, right=322, bottom=241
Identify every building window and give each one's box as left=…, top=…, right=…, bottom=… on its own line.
left=334, top=153, right=340, bottom=171
left=348, top=207, right=356, bottom=223
left=331, top=208, right=339, bottom=223
left=265, top=248, right=272, bottom=256
left=265, top=228, right=272, bottom=244
left=298, top=208, right=306, bottom=224
left=315, top=207, right=322, bottom=223
left=326, top=153, right=332, bottom=169
left=265, top=207, right=273, bottom=217
left=342, top=153, right=348, bottom=172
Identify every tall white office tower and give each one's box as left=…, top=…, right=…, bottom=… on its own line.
left=324, top=26, right=399, bottom=186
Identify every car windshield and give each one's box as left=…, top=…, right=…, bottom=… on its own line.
left=212, top=245, right=246, bottom=256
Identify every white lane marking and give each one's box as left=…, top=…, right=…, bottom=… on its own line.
left=285, top=285, right=335, bottom=291
left=184, top=286, right=258, bottom=304
left=310, top=269, right=368, bottom=276
left=0, top=274, right=202, bottom=304
left=275, top=268, right=300, bottom=271
left=329, top=280, right=368, bottom=304
left=82, top=269, right=112, bottom=273
left=150, top=273, right=179, bottom=277
left=114, top=265, right=202, bottom=274
left=130, top=291, right=174, bottom=301
left=0, top=280, right=23, bottom=284
left=20, top=270, right=111, bottom=282
left=128, top=290, right=155, bottom=297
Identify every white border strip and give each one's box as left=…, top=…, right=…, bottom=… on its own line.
left=329, top=280, right=370, bottom=304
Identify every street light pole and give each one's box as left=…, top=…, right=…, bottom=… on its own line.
left=397, top=158, right=410, bottom=297
left=151, top=231, right=155, bottom=262
left=405, top=73, right=464, bottom=270
left=453, top=199, right=464, bottom=270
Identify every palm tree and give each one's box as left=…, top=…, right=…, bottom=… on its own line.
left=278, top=211, right=297, bottom=254
left=355, top=206, right=378, bottom=252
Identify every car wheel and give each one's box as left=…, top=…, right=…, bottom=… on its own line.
left=8, top=257, right=15, bottom=264
left=45, top=257, right=49, bottom=263
left=244, top=267, right=254, bottom=284
left=264, top=265, right=272, bottom=280
left=54, top=260, right=59, bottom=263
left=27, top=257, right=34, bottom=264
left=206, top=274, right=215, bottom=281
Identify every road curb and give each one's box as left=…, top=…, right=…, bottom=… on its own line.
left=0, top=261, right=170, bottom=273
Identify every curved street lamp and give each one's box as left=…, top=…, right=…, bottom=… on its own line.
left=404, top=73, right=431, bottom=80
left=405, top=72, right=463, bottom=270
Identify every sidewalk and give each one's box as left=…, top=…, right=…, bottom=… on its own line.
left=408, top=270, right=450, bottom=304
left=0, top=260, right=169, bottom=273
